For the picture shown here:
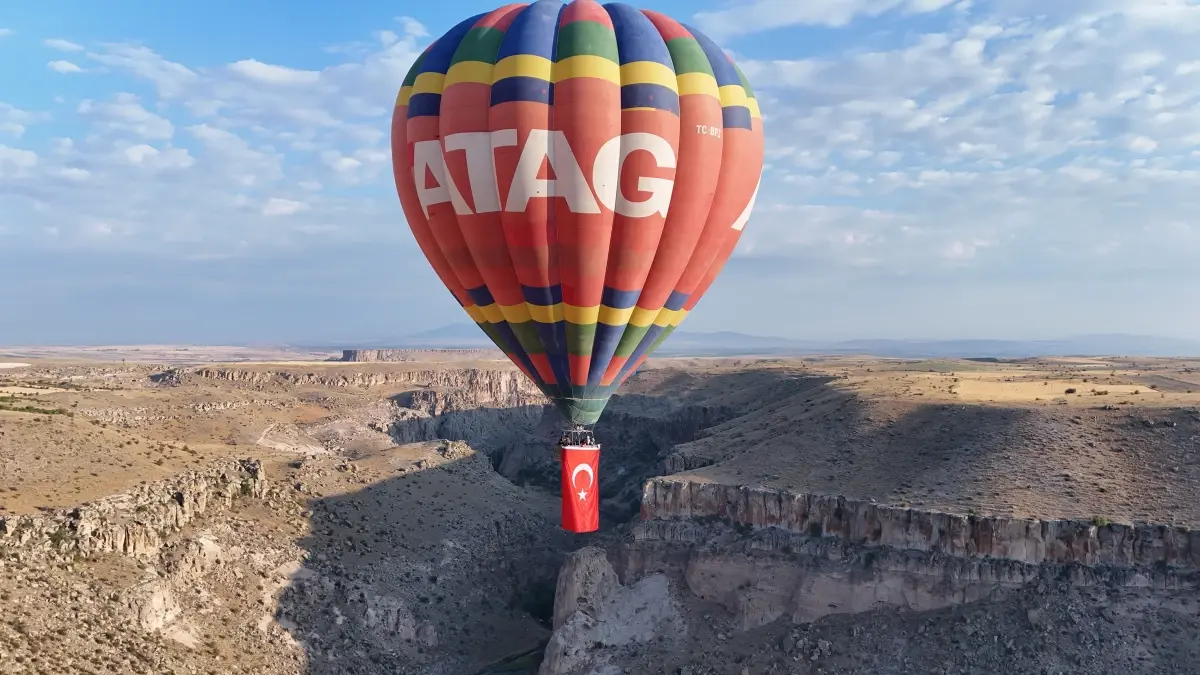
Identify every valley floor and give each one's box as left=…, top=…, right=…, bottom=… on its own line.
left=0, top=354, right=1198, bottom=674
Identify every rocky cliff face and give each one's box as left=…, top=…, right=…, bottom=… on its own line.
left=340, top=348, right=501, bottom=362
left=639, top=479, right=1200, bottom=569
left=620, top=479, right=1200, bottom=635
left=540, top=547, right=682, bottom=675
left=0, top=458, right=267, bottom=560
left=618, top=526, right=1200, bottom=634
left=156, top=365, right=544, bottom=397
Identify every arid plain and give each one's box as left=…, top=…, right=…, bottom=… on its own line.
left=1, top=348, right=1198, bottom=674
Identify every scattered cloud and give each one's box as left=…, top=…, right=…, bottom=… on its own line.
left=735, top=0, right=1200, bottom=282
left=694, top=0, right=961, bottom=40
left=0, top=28, right=13, bottom=38
left=77, top=94, right=174, bottom=140
left=0, top=145, right=39, bottom=178
left=43, top=38, right=84, bottom=52
left=227, top=60, right=321, bottom=86
left=0, top=103, right=44, bottom=137
left=262, top=197, right=310, bottom=216
left=2, top=2, right=1199, bottom=343
left=47, top=60, right=83, bottom=74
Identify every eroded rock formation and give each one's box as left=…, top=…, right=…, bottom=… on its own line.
left=641, top=478, right=1200, bottom=569
left=0, top=458, right=267, bottom=559
left=541, top=547, right=682, bottom=675
left=340, top=348, right=501, bottom=362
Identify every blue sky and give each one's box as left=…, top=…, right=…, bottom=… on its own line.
left=2, top=0, right=1199, bottom=345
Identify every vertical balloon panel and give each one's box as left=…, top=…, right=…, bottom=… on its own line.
left=612, top=18, right=765, bottom=386
left=601, top=8, right=724, bottom=385
left=552, top=1, right=622, bottom=391
left=439, top=6, right=545, bottom=381
left=392, top=46, right=472, bottom=309
left=491, top=0, right=573, bottom=397
left=586, top=4, right=680, bottom=389
left=407, top=12, right=545, bottom=383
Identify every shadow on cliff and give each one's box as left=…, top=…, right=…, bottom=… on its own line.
left=274, top=367, right=1047, bottom=674
left=813, top=394, right=1040, bottom=506
left=670, top=377, right=1045, bottom=514
left=275, top=450, right=578, bottom=675
left=386, top=368, right=840, bottom=525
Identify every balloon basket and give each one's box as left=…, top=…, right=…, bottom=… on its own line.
left=558, top=426, right=601, bottom=534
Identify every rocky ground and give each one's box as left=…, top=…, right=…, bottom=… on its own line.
left=543, top=547, right=1200, bottom=675
left=0, top=355, right=1198, bottom=674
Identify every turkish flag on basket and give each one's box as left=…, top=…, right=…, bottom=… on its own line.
left=560, top=445, right=601, bottom=533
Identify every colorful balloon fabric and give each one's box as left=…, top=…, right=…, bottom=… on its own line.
left=391, top=0, right=764, bottom=427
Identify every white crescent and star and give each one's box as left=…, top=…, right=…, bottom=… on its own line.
left=570, top=462, right=595, bottom=502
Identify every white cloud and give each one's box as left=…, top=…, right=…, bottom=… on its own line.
left=1128, top=136, right=1159, bottom=153
left=694, top=0, right=960, bottom=40
left=0, top=28, right=13, bottom=38
left=727, top=0, right=1200, bottom=282
left=262, top=197, right=310, bottom=216
left=941, top=239, right=993, bottom=261
left=77, top=93, right=174, bottom=140
left=2, top=5, right=1199, bottom=342
left=120, top=144, right=194, bottom=171
left=48, top=60, right=83, bottom=74
left=0, top=145, right=38, bottom=177
left=83, top=18, right=427, bottom=138
left=0, top=103, right=43, bottom=137
left=43, top=38, right=84, bottom=52
left=227, top=60, right=321, bottom=86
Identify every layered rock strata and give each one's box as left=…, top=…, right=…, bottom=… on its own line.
left=640, top=478, right=1200, bottom=569
left=340, top=348, right=501, bottom=362
left=167, top=365, right=545, bottom=401
left=0, top=458, right=267, bottom=559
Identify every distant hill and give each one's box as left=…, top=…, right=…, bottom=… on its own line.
left=325, top=324, right=1200, bottom=358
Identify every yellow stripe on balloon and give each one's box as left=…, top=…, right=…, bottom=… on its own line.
left=552, top=55, right=621, bottom=85
left=412, top=72, right=446, bottom=96
left=627, top=306, right=661, bottom=328
left=470, top=302, right=673, bottom=328
left=524, top=302, right=564, bottom=324
left=597, top=305, right=635, bottom=326
left=620, top=61, right=678, bottom=92
left=718, top=84, right=749, bottom=109
left=563, top=304, right=601, bottom=325
left=463, top=305, right=486, bottom=323
left=479, top=303, right=505, bottom=324
left=676, top=72, right=720, bottom=99
left=444, top=61, right=494, bottom=88
left=493, top=54, right=553, bottom=83
left=396, top=86, right=414, bottom=107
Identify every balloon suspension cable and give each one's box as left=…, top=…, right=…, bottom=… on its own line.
left=557, top=424, right=598, bottom=448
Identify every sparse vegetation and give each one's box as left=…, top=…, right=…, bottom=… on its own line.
left=0, top=396, right=70, bottom=416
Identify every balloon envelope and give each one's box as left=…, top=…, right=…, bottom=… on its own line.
left=391, top=0, right=764, bottom=426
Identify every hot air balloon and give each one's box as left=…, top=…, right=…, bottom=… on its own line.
left=391, top=0, right=764, bottom=533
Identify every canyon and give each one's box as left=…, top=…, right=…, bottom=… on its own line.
left=1, top=353, right=1199, bottom=674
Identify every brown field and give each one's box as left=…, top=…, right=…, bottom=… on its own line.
left=2, top=353, right=1197, bottom=524
left=2, top=350, right=1199, bottom=675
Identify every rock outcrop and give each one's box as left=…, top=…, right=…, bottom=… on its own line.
left=340, top=348, right=501, bottom=362
left=551, top=547, right=621, bottom=630
left=541, top=547, right=682, bottom=675
left=177, top=365, right=545, bottom=399
left=0, top=458, right=267, bottom=560
left=641, top=479, right=1200, bottom=569
left=622, top=522, right=1200, bottom=632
